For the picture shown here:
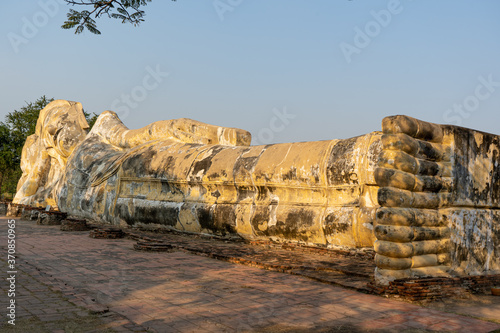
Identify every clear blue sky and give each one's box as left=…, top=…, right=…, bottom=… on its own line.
left=1, top=0, right=499, bottom=144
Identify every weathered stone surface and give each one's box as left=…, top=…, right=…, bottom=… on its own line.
left=11, top=101, right=500, bottom=285
left=21, top=207, right=44, bottom=221
left=13, top=100, right=382, bottom=249
left=0, top=201, right=9, bottom=215
left=6, top=203, right=22, bottom=217
left=60, top=218, right=90, bottom=231
left=445, top=208, right=500, bottom=275
left=374, top=225, right=449, bottom=243
left=37, top=211, right=67, bottom=225
left=14, top=100, right=90, bottom=208
left=375, top=253, right=412, bottom=270
left=382, top=115, right=444, bottom=143
left=375, top=115, right=500, bottom=285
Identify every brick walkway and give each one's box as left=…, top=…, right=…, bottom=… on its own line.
left=124, top=227, right=375, bottom=292
left=1, top=216, right=500, bottom=332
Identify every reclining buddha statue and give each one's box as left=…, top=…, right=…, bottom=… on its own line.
left=13, top=100, right=500, bottom=284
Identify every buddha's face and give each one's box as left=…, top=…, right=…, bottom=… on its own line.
left=40, top=100, right=89, bottom=160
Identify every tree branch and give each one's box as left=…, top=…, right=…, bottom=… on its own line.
left=62, top=0, right=174, bottom=35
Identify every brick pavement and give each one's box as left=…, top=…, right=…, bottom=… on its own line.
left=1, top=216, right=500, bottom=332
left=123, top=227, right=375, bottom=292
left=0, top=256, right=137, bottom=332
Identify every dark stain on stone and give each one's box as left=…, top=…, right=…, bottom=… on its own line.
left=282, top=167, right=297, bottom=181
left=211, top=204, right=237, bottom=235
left=253, top=208, right=316, bottom=241
left=58, top=192, right=67, bottom=209
left=280, top=209, right=315, bottom=241
left=234, top=153, right=260, bottom=176
left=417, top=159, right=439, bottom=176
left=470, top=133, right=498, bottom=205
left=492, top=149, right=500, bottom=204
left=377, top=187, right=392, bottom=207
left=95, top=187, right=105, bottom=203
left=121, top=146, right=156, bottom=177
left=196, top=206, right=214, bottom=231
left=132, top=202, right=178, bottom=226
left=421, top=176, right=443, bottom=193
left=418, top=141, right=441, bottom=161
left=114, top=201, right=133, bottom=225
left=81, top=198, right=91, bottom=212
left=254, top=171, right=272, bottom=183
left=190, top=147, right=224, bottom=180
left=162, top=156, right=176, bottom=171
left=447, top=126, right=470, bottom=203
left=236, top=185, right=256, bottom=202
left=256, top=186, right=271, bottom=201
left=447, top=126, right=500, bottom=206
left=472, top=182, right=491, bottom=205
left=311, top=165, right=321, bottom=183
left=251, top=205, right=270, bottom=236
left=207, top=172, right=220, bottom=180
left=323, top=212, right=350, bottom=235
left=327, top=136, right=359, bottom=186
left=493, top=215, right=500, bottom=265
left=161, top=181, right=178, bottom=195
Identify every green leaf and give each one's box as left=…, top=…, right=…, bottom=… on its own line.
left=85, top=23, right=101, bottom=35
left=61, top=20, right=78, bottom=30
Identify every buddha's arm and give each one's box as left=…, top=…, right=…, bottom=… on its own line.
left=92, top=111, right=251, bottom=148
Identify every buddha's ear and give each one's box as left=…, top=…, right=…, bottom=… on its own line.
left=46, top=125, right=57, bottom=136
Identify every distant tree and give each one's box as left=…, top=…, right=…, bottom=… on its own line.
left=86, top=112, right=99, bottom=129
left=0, top=123, right=16, bottom=198
left=0, top=96, right=98, bottom=196
left=0, top=96, right=54, bottom=196
left=5, top=96, right=53, bottom=149
left=61, top=0, right=176, bottom=35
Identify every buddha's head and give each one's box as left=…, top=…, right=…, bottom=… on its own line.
left=13, top=100, right=90, bottom=207
left=36, top=100, right=90, bottom=162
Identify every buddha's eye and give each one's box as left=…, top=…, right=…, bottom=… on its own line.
left=53, top=127, right=63, bottom=141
